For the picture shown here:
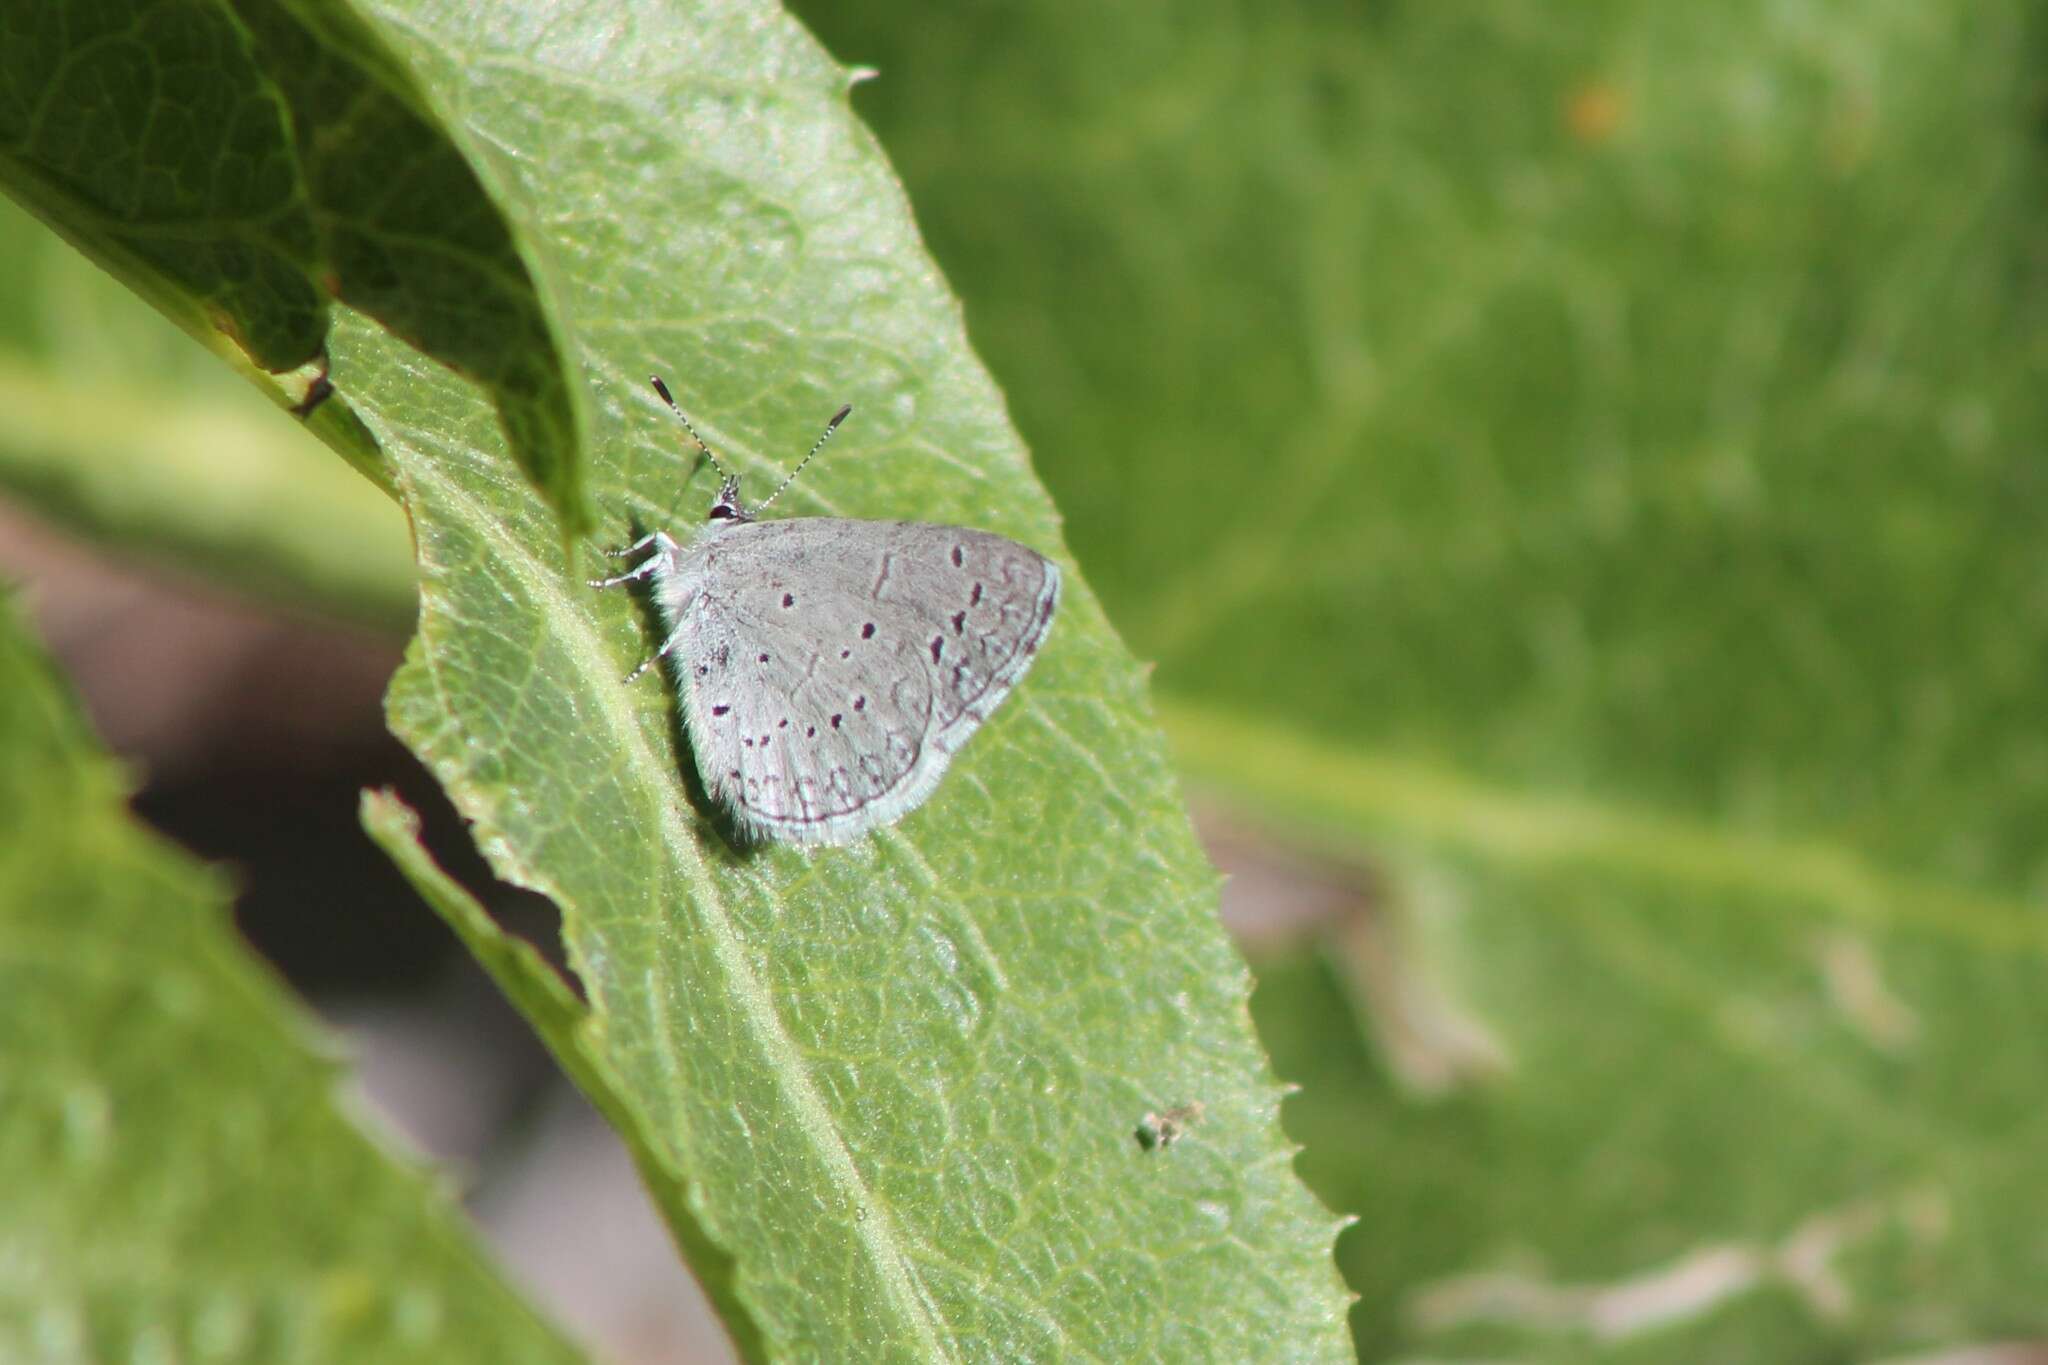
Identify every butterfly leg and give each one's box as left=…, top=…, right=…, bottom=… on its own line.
left=605, top=532, right=667, bottom=559
left=622, top=622, right=691, bottom=684
left=589, top=558, right=662, bottom=590
left=588, top=532, right=678, bottom=588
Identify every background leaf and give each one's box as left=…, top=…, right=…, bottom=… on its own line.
left=0, top=194, right=414, bottom=627
left=0, top=0, right=592, bottom=532
left=0, top=0, right=326, bottom=373
left=785, top=0, right=2048, bottom=1357
left=0, top=597, right=582, bottom=1364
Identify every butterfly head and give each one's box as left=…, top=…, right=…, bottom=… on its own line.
left=707, top=475, right=752, bottom=523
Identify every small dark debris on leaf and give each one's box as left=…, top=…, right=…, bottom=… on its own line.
left=290, top=343, right=335, bottom=419
left=1135, top=1101, right=1205, bottom=1152
left=291, top=374, right=335, bottom=419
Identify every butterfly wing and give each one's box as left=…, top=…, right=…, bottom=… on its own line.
left=674, top=518, right=1059, bottom=845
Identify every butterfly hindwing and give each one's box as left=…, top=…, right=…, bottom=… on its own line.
left=669, top=518, right=1059, bottom=845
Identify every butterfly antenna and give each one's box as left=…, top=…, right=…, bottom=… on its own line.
left=649, top=375, right=731, bottom=481
left=757, top=404, right=853, bottom=512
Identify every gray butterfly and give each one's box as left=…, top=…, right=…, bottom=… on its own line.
left=592, top=377, right=1060, bottom=846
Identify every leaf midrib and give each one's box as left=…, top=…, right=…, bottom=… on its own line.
left=405, top=456, right=953, bottom=1358
left=1164, top=697, right=2048, bottom=954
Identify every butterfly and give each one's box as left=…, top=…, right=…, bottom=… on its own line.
left=592, top=377, right=1059, bottom=846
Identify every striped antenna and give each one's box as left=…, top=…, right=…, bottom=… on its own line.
left=649, top=375, right=731, bottom=481
left=758, top=404, right=853, bottom=513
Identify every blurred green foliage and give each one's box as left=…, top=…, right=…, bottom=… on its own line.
left=785, top=0, right=2048, bottom=1357
left=0, top=601, right=583, bottom=1363
left=0, top=195, right=414, bottom=625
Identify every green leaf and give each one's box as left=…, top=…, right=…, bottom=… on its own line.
left=0, top=598, right=582, bottom=1363
left=2, top=0, right=1354, bottom=1353
left=783, top=0, right=2048, bottom=1356
left=363, top=789, right=766, bottom=1361
left=1251, top=828, right=2048, bottom=1362
left=0, top=193, right=414, bottom=628
left=0, top=0, right=325, bottom=372
left=298, top=0, right=1347, bottom=1357
left=0, top=0, right=591, bottom=533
